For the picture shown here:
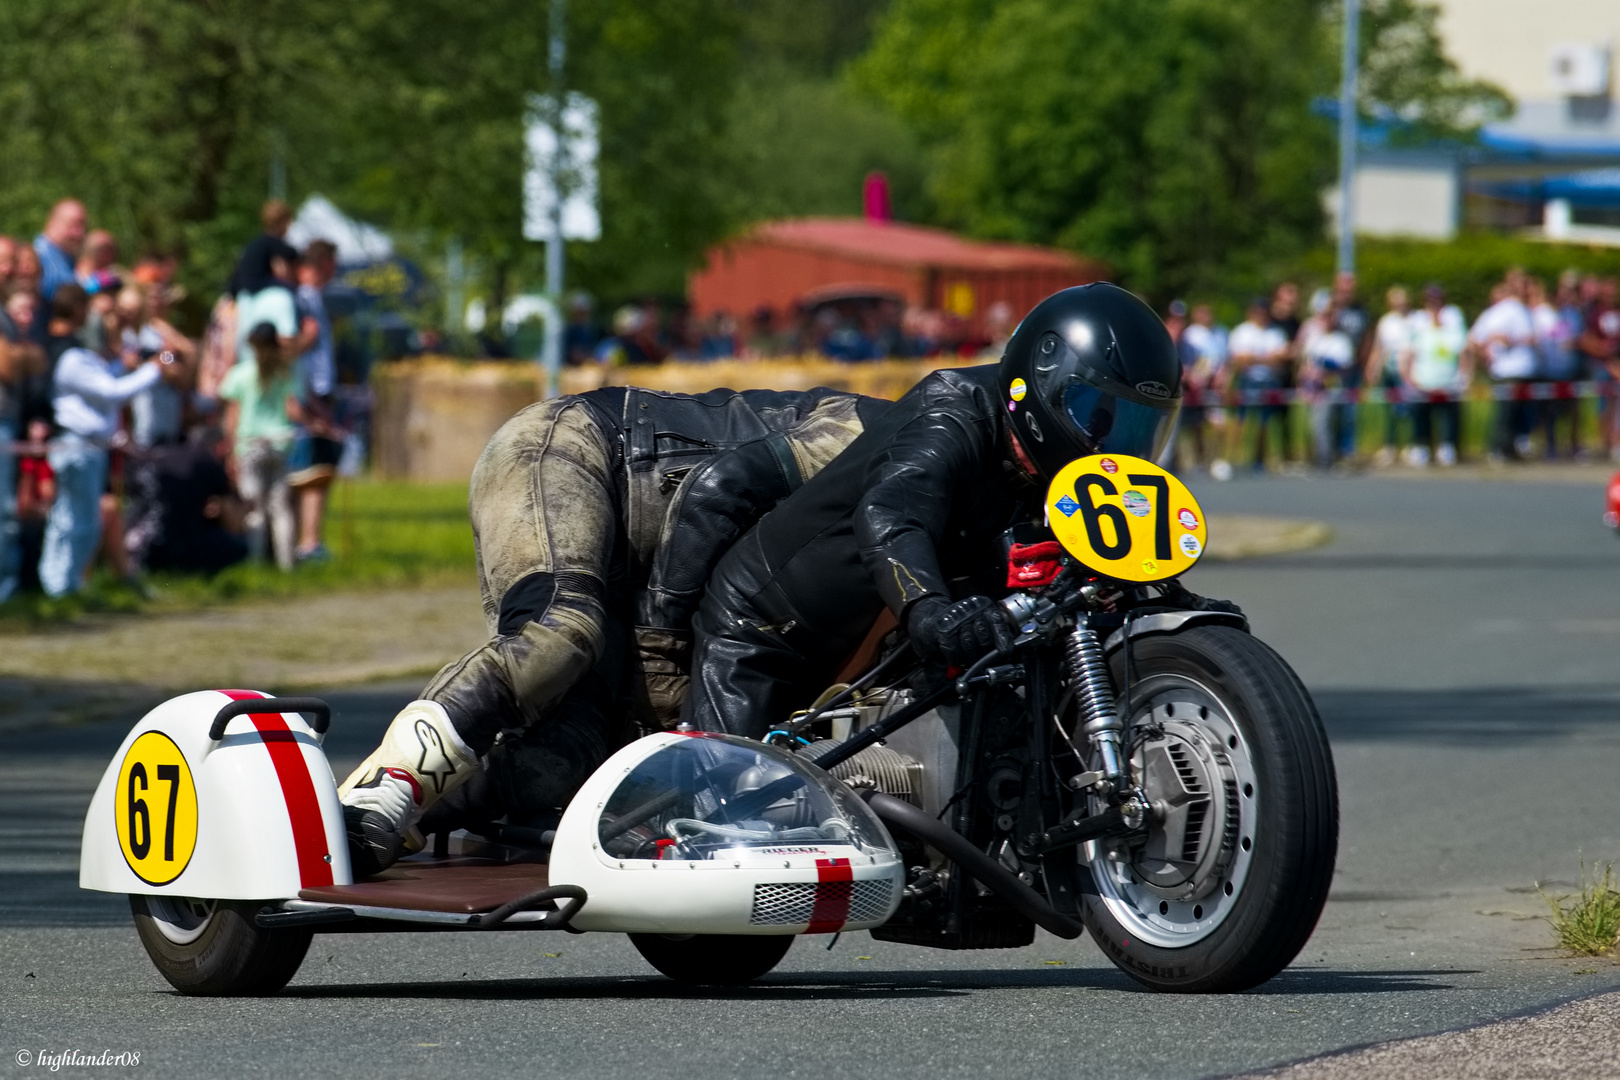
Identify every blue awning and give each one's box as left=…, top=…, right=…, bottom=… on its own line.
left=1474, top=167, right=1620, bottom=205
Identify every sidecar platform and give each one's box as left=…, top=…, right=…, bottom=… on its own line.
left=300, top=855, right=551, bottom=914
left=255, top=848, right=580, bottom=933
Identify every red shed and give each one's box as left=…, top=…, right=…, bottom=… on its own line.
left=688, top=217, right=1106, bottom=338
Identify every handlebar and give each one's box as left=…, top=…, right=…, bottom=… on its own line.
left=209, top=696, right=333, bottom=741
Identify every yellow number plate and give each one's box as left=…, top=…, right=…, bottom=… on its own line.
left=114, top=731, right=198, bottom=885
left=1045, top=455, right=1207, bottom=582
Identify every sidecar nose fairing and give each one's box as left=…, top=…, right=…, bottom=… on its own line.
left=548, top=732, right=904, bottom=935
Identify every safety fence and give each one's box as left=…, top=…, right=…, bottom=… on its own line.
left=368, top=358, right=1618, bottom=482
left=1182, top=380, right=1620, bottom=408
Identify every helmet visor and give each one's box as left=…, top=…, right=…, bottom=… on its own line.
left=1062, top=381, right=1181, bottom=460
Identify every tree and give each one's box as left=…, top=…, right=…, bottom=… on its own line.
left=0, top=0, right=340, bottom=306
left=851, top=0, right=1510, bottom=302
left=0, top=1, right=749, bottom=319
left=1356, top=0, right=1512, bottom=144
left=852, top=0, right=1336, bottom=300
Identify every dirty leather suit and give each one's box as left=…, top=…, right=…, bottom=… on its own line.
left=683, top=365, right=1044, bottom=738
left=424, top=385, right=888, bottom=820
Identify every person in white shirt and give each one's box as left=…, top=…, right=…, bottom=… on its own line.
left=39, top=307, right=163, bottom=597
left=1469, top=271, right=1536, bottom=460
left=1366, top=286, right=1415, bottom=466
left=1402, top=283, right=1471, bottom=466
left=1223, top=297, right=1291, bottom=474
left=1177, top=303, right=1229, bottom=476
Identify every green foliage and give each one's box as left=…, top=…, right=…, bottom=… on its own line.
left=1356, top=0, right=1512, bottom=143
left=849, top=0, right=1516, bottom=301
left=1293, top=234, right=1620, bottom=318
left=0, top=0, right=340, bottom=305
left=853, top=0, right=1337, bottom=300
left=0, top=1, right=749, bottom=315
left=724, top=76, right=928, bottom=226
left=1540, top=862, right=1620, bottom=958
left=0, top=479, right=474, bottom=630
left=0, top=0, right=1528, bottom=320
left=735, top=0, right=890, bottom=79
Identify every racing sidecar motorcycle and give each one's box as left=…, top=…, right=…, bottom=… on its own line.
left=81, top=453, right=1338, bottom=995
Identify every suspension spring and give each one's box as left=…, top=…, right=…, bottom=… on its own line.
left=1066, top=622, right=1126, bottom=782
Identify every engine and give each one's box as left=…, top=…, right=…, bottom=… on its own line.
left=799, top=741, right=925, bottom=806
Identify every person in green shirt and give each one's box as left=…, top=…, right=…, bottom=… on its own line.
left=219, top=322, right=305, bottom=569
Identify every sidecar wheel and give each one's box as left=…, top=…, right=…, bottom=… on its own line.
left=131, top=895, right=312, bottom=996
left=1078, top=625, right=1338, bottom=993
left=629, top=933, right=794, bottom=985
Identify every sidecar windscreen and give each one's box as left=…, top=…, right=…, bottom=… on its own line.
left=597, top=734, right=892, bottom=862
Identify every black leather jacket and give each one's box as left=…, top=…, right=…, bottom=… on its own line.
left=578, top=385, right=891, bottom=631
left=713, top=365, right=1043, bottom=661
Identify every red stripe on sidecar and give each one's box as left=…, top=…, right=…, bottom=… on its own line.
left=806, top=857, right=854, bottom=934
left=219, top=689, right=335, bottom=889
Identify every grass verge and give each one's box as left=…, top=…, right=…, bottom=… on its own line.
left=0, top=479, right=476, bottom=630
left=1539, top=861, right=1620, bottom=957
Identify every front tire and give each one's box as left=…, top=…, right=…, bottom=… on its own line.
left=131, top=896, right=312, bottom=996
left=1079, top=625, right=1338, bottom=992
left=629, top=933, right=794, bottom=985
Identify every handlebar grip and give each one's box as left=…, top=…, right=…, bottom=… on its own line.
left=209, top=696, right=333, bottom=741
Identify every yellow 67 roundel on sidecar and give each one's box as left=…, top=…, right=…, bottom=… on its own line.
left=1045, top=455, right=1207, bottom=583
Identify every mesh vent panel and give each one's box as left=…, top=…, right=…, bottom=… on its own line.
left=750, top=880, right=895, bottom=925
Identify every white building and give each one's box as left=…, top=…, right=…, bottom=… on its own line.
left=1337, top=0, right=1620, bottom=241
left=1435, top=0, right=1617, bottom=108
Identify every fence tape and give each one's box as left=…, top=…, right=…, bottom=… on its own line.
left=1183, top=380, right=1620, bottom=408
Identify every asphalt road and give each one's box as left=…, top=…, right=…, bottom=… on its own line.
left=4, top=473, right=1619, bottom=1080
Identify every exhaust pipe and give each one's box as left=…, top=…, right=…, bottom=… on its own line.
left=858, top=789, right=1082, bottom=940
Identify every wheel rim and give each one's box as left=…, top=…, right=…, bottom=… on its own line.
left=1086, top=673, right=1259, bottom=949
left=142, top=896, right=218, bottom=945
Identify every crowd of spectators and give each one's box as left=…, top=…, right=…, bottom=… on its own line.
left=567, top=296, right=1016, bottom=367
left=1169, top=269, right=1620, bottom=478
left=0, top=198, right=356, bottom=602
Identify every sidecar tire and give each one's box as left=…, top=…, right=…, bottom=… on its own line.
left=131, top=895, right=312, bottom=996
left=629, top=933, right=794, bottom=985
left=1080, top=625, right=1338, bottom=993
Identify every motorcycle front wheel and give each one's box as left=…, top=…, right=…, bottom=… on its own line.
left=1078, top=625, right=1338, bottom=993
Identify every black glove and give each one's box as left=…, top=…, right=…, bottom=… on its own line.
left=907, top=595, right=1014, bottom=666
left=1160, top=580, right=1244, bottom=617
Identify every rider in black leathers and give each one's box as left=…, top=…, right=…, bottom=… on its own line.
left=683, top=284, right=1185, bottom=737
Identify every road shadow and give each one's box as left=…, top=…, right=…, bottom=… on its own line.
left=1251, top=968, right=1472, bottom=995
left=1314, top=686, right=1620, bottom=745
left=0, top=874, right=130, bottom=927
left=271, top=966, right=1459, bottom=1002
left=276, top=966, right=1140, bottom=1002
left=0, top=679, right=407, bottom=759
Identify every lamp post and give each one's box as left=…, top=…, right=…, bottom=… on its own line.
left=1336, top=0, right=1360, bottom=277
left=541, top=0, right=567, bottom=397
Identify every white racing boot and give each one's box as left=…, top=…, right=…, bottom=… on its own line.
left=337, top=700, right=479, bottom=877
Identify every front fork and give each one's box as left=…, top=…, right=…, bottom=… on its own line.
left=1064, top=618, right=1149, bottom=828
left=1066, top=620, right=1127, bottom=781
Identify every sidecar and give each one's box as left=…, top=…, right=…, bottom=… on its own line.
left=79, top=689, right=904, bottom=994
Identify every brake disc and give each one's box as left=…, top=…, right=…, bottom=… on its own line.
left=1126, top=718, right=1239, bottom=903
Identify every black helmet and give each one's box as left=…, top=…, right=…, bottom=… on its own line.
left=998, top=283, right=1181, bottom=478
